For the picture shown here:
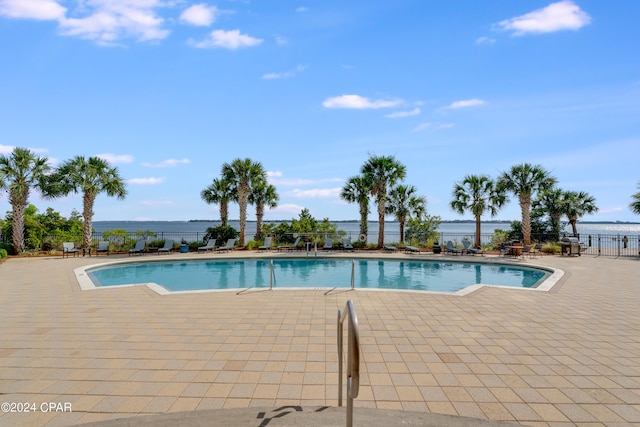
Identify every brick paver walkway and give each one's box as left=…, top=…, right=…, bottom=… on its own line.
left=1, top=252, right=639, bottom=426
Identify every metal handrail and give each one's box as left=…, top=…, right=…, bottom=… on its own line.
left=338, top=300, right=360, bottom=427
left=269, top=260, right=275, bottom=289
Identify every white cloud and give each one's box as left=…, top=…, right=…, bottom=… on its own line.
left=189, top=29, right=263, bottom=49
left=288, top=188, right=342, bottom=198
left=274, top=34, right=288, bottom=45
left=497, top=1, right=591, bottom=36
left=97, top=153, right=134, bottom=164
left=262, top=65, right=306, bottom=80
left=140, top=199, right=173, bottom=206
left=142, top=158, right=190, bottom=167
left=296, top=7, right=308, bottom=13
left=445, top=99, right=486, bottom=109
left=128, top=177, right=164, bottom=185
left=323, top=94, right=403, bottom=109
left=180, top=4, right=217, bottom=27
left=0, top=144, right=15, bottom=154
left=385, top=108, right=420, bottom=119
left=475, top=36, right=496, bottom=45
left=267, top=173, right=343, bottom=187
left=0, top=144, right=50, bottom=155
left=599, top=207, right=624, bottom=214
left=266, top=203, right=306, bottom=218
left=57, top=0, right=170, bottom=46
left=412, top=122, right=453, bottom=132
left=0, top=0, right=66, bottom=20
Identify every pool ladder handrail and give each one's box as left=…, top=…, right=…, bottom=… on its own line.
left=337, top=300, right=360, bottom=427
left=269, top=260, right=275, bottom=289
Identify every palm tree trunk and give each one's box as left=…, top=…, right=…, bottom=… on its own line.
left=255, top=202, right=264, bottom=241
left=220, top=201, right=228, bottom=227
left=551, top=213, right=561, bottom=239
left=399, top=220, right=405, bottom=244
left=238, top=188, right=249, bottom=246
left=11, top=199, right=26, bottom=254
left=359, top=202, right=368, bottom=238
left=82, top=193, right=96, bottom=249
left=474, top=215, right=481, bottom=248
left=570, top=218, right=578, bottom=236
left=519, top=195, right=532, bottom=246
left=377, top=198, right=385, bottom=248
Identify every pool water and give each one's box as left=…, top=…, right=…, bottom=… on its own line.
left=87, top=258, right=548, bottom=293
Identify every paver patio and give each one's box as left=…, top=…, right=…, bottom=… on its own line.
left=1, top=251, right=639, bottom=426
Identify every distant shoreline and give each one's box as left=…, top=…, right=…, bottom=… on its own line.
left=90, top=219, right=640, bottom=225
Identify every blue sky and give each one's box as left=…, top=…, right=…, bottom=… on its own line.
left=1, top=0, right=639, bottom=223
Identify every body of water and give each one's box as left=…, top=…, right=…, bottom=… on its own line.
left=87, top=258, right=548, bottom=293
left=92, top=220, right=640, bottom=241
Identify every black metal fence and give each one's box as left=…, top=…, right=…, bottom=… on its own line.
left=2, top=229, right=640, bottom=259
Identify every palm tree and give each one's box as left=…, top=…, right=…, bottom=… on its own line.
left=55, top=156, right=127, bottom=249
left=533, top=187, right=565, bottom=237
left=497, top=163, right=557, bottom=245
left=631, top=182, right=640, bottom=215
left=249, top=180, right=279, bottom=241
left=562, top=190, right=598, bottom=236
left=221, top=158, right=266, bottom=246
left=201, top=177, right=235, bottom=226
left=361, top=155, right=406, bottom=248
left=450, top=175, right=506, bottom=248
left=386, top=184, right=426, bottom=244
left=0, top=147, right=52, bottom=253
left=340, top=175, right=371, bottom=239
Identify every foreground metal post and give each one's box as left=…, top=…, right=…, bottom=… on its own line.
left=338, top=300, right=360, bottom=427
left=351, top=260, right=355, bottom=289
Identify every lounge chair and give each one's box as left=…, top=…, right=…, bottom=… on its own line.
left=198, top=239, right=216, bottom=253
left=158, top=240, right=174, bottom=254
left=63, top=242, right=80, bottom=258
left=128, top=239, right=146, bottom=256
left=343, top=237, right=354, bottom=251
left=405, top=245, right=421, bottom=254
left=277, top=236, right=301, bottom=252
left=258, top=236, right=273, bottom=251
left=384, top=245, right=397, bottom=252
left=96, top=241, right=110, bottom=255
left=462, top=239, right=483, bottom=256
left=445, top=241, right=463, bottom=255
left=216, top=239, right=236, bottom=252
left=323, top=238, right=333, bottom=250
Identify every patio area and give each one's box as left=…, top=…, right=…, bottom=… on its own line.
left=1, top=252, right=639, bottom=426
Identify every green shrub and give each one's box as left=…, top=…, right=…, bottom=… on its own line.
left=204, top=225, right=239, bottom=244
left=0, top=248, right=7, bottom=258
left=541, top=242, right=561, bottom=254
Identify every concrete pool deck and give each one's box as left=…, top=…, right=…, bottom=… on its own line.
left=1, top=251, right=639, bottom=426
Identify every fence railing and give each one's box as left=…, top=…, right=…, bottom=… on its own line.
left=3, top=229, right=639, bottom=259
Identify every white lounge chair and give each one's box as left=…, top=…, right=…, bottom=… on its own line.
left=63, top=242, right=80, bottom=258
left=258, top=236, right=273, bottom=250
left=129, top=239, right=146, bottom=256
left=198, top=239, right=216, bottom=253
left=405, top=245, right=421, bottom=254
left=96, top=241, right=110, bottom=255
left=343, top=237, right=354, bottom=251
left=277, top=236, right=301, bottom=252
left=323, top=238, right=333, bottom=250
left=445, top=241, right=463, bottom=255
left=158, top=240, right=174, bottom=254
left=462, top=239, right=483, bottom=256
left=216, top=239, right=236, bottom=252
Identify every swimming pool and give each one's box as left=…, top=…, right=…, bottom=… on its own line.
left=85, top=258, right=551, bottom=294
